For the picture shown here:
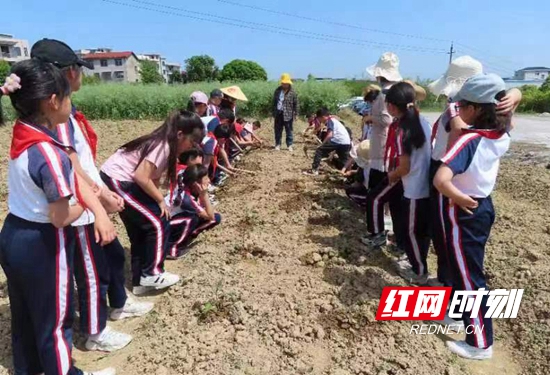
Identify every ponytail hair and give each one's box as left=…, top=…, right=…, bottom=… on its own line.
left=1, top=59, right=70, bottom=126
left=385, top=82, right=426, bottom=155
left=121, top=110, right=205, bottom=186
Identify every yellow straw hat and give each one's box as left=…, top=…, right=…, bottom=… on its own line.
left=403, top=80, right=427, bottom=102
left=220, top=86, right=248, bottom=102
left=363, top=84, right=381, bottom=96
left=280, top=73, right=293, bottom=85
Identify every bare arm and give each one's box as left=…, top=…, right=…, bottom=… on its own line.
left=447, top=116, right=469, bottom=150
left=388, top=155, right=410, bottom=184
left=134, top=159, right=170, bottom=218
left=197, top=188, right=215, bottom=221
left=49, top=198, right=85, bottom=229
left=434, top=164, right=479, bottom=214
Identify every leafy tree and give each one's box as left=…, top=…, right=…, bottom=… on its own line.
left=140, top=60, right=164, bottom=84
left=169, top=70, right=184, bottom=84
left=539, top=76, right=550, bottom=92
left=82, top=74, right=101, bottom=85
left=219, top=59, right=267, bottom=82
left=0, top=60, right=11, bottom=80
left=185, top=55, right=218, bottom=82
left=307, top=73, right=316, bottom=81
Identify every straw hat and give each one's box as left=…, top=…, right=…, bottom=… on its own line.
left=403, top=80, right=427, bottom=102
left=221, top=86, right=248, bottom=102
left=366, top=52, right=403, bottom=82
left=280, top=73, right=293, bottom=85
left=363, top=84, right=381, bottom=96
left=428, top=56, right=483, bottom=98
left=350, top=140, right=370, bottom=169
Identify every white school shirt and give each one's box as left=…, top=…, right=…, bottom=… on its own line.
left=431, top=106, right=453, bottom=161
left=8, top=123, right=76, bottom=223
left=441, top=130, right=510, bottom=198
left=57, top=114, right=102, bottom=226
left=397, top=116, right=432, bottom=199
left=326, top=118, right=351, bottom=145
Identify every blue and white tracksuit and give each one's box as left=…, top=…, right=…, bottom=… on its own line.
left=440, top=129, right=510, bottom=349
left=0, top=122, right=84, bottom=375
left=57, top=112, right=127, bottom=336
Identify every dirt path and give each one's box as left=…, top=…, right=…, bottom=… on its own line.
left=0, top=118, right=547, bottom=375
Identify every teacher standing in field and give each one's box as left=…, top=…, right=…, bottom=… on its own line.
left=273, top=73, right=299, bottom=152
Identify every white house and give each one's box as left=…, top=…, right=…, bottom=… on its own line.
left=82, top=51, right=141, bottom=83
left=0, top=33, right=30, bottom=65
left=514, top=67, right=550, bottom=81
left=137, top=53, right=168, bottom=82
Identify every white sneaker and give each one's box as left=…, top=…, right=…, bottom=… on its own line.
left=110, top=297, right=154, bottom=321
left=207, top=185, right=217, bottom=193
left=83, top=368, right=116, bottom=375
left=446, top=340, right=493, bottom=360
left=132, top=285, right=155, bottom=296
left=140, top=272, right=180, bottom=290
left=275, top=145, right=281, bottom=151
left=85, top=326, right=132, bottom=352
left=433, top=313, right=465, bottom=332
left=288, top=146, right=294, bottom=152
left=427, top=276, right=444, bottom=287
left=303, top=169, right=319, bottom=176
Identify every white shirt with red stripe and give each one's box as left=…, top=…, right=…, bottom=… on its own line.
left=57, top=114, right=102, bottom=226
left=441, top=129, right=510, bottom=198
left=8, top=127, right=75, bottom=223
left=397, top=116, right=432, bottom=199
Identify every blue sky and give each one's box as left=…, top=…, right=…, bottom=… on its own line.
left=4, top=0, right=549, bottom=80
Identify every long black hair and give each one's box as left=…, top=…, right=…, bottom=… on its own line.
left=121, top=110, right=205, bottom=186
left=386, top=82, right=426, bottom=155
left=181, top=164, right=209, bottom=188
left=460, top=90, right=508, bottom=132
left=0, top=59, right=71, bottom=125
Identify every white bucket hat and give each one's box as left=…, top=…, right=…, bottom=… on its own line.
left=349, top=140, right=370, bottom=169
left=366, top=52, right=403, bottom=82
left=428, top=56, right=483, bottom=98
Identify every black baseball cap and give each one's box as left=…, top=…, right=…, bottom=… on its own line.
left=31, top=38, right=94, bottom=70
left=210, top=89, right=223, bottom=98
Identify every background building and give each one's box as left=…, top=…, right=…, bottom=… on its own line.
left=137, top=53, right=168, bottom=82
left=82, top=51, right=141, bottom=83
left=0, top=33, right=30, bottom=65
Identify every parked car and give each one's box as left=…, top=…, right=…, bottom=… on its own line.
left=338, top=96, right=371, bottom=116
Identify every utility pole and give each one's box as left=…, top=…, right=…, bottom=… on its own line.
left=448, top=41, right=455, bottom=64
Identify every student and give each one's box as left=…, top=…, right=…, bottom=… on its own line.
left=384, top=82, right=432, bottom=284
left=31, top=38, right=154, bottom=352
left=202, top=109, right=237, bottom=183
left=188, top=91, right=209, bottom=117
left=167, top=148, right=204, bottom=209
left=304, top=107, right=351, bottom=176
left=364, top=52, right=402, bottom=188
left=167, top=165, right=221, bottom=259
left=434, top=73, right=511, bottom=360
left=428, top=56, right=521, bottom=288
left=361, top=84, right=381, bottom=141
left=207, top=89, right=223, bottom=116
left=0, top=60, right=115, bottom=375
left=101, top=110, right=205, bottom=295
left=220, top=85, right=248, bottom=115
left=344, top=140, right=371, bottom=207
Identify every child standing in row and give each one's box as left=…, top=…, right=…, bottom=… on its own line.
left=384, top=82, right=432, bottom=284
left=101, top=110, right=205, bottom=295
left=434, top=73, right=511, bottom=360
left=0, top=60, right=115, bottom=375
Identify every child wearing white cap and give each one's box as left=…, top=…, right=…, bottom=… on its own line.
left=434, top=73, right=512, bottom=360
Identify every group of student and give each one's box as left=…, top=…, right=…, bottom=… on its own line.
left=310, top=52, right=520, bottom=361
left=0, top=38, right=263, bottom=375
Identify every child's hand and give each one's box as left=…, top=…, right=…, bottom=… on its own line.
left=94, top=214, right=117, bottom=245
left=100, top=189, right=124, bottom=213
left=157, top=200, right=171, bottom=219
left=496, top=94, right=515, bottom=114
left=452, top=195, right=479, bottom=215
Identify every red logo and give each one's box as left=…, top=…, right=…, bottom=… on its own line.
left=376, top=287, right=452, bottom=320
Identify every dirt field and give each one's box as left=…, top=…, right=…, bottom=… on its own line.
left=0, top=113, right=548, bottom=375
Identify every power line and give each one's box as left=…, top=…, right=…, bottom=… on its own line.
left=455, top=42, right=522, bottom=69
left=215, top=0, right=450, bottom=43
left=118, top=0, right=448, bottom=53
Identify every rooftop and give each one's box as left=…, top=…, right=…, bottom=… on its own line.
left=83, top=52, right=136, bottom=60
left=517, top=66, right=550, bottom=72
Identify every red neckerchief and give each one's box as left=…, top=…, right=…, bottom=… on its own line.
left=72, top=110, right=98, bottom=161
left=462, top=128, right=506, bottom=140
left=384, top=121, right=400, bottom=171
left=10, top=120, right=87, bottom=209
